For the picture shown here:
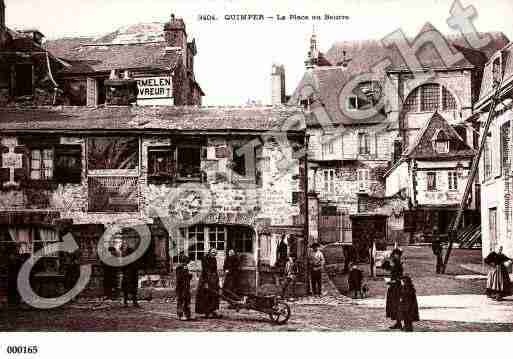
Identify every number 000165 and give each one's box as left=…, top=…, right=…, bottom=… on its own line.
left=6, top=345, right=38, bottom=354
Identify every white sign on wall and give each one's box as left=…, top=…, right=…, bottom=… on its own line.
left=136, top=76, right=172, bottom=100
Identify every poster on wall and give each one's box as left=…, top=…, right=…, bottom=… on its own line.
left=136, top=76, right=173, bottom=100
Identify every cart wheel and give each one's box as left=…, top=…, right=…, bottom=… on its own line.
left=269, top=300, right=291, bottom=325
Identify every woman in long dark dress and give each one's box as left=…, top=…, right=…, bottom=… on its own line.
left=383, top=248, right=404, bottom=329
left=195, top=248, right=221, bottom=318
left=398, top=275, right=420, bottom=332
left=485, top=246, right=512, bottom=301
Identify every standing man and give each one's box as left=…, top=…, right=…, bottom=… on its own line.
left=121, top=245, right=140, bottom=308
left=281, top=256, right=297, bottom=300
left=431, top=227, right=443, bottom=274
left=309, top=243, right=325, bottom=296
left=176, top=254, right=193, bottom=321
left=223, top=249, right=240, bottom=300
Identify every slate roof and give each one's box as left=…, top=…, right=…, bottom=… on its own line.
left=47, top=42, right=181, bottom=75
left=0, top=106, right=305, bottom=133
left=403, top=112, right=476, bottom=160
left=477, top=42, right=513, bottom=106
left=289, top=23, right=509, bottom=126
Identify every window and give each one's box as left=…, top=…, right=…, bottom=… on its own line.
left=233, top=145, right=246, bottom=176
left=321, top=205, right=337, bottom=216
left=292, top=191, right=301, bottom=205
left=421, top=84, right=440, bottom=112
left=489, top=208, right=498, bottom=253
left=357, top=168, right=370, bottom=192
left=54, top=145, right=82, bottom=183
left=177, top=146, right=201, bottom=180
left=501, top=122, right=511, bottom=175
left=322, top=169, right=335, bottom=193
left=208, top=225, right=226, bottom=252
left=403, top=88, right=419, bottom=112
left=484, top=136, right=493, bottom=180
left=427, top=172, right=437, bottom=191
left=15, top=64, right=33, bottom=97
left=347, top=95, right=371, bottom=111
left=87, top=137, right=139, bottom=212
left=229, top=227, right=253, bottom=254
left=87, top=137, right=139, bottom=171
left=181, top=225, right=205, bottom=261
left=433, top=130, right=450, bottom=153
left=358, top=133, right=370, bottom=155
left=448, top=171, right=458, bottom=191
left=322, top=137, right=334, bottom=158
left=403, top=84, right=457, bottom=113
left=148, top=147, right=175, bottom=181
left=442, top=87, right=457, bottom=110
left=30, top=149, right=54, bottom=180
left=0, top=228, right=59, bottom=275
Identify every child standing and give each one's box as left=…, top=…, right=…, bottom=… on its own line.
left=281, top=256, right=297, bottom=300
left=176, top=255, right=193, bottom=321
left=348, top=264, right=364, bottom=299
left=398, top=275, right=420, bottom=332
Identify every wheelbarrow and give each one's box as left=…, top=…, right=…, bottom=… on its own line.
left=217, top=288, right=291, bottom=325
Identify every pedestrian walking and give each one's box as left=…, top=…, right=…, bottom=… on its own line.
left=102, top=247, right=118, bottom=300
left=431, top=227, right=443, bottom=274
left=383, top=248, right=404, bottom=329
left=309, top=243, right=325, bottom=296
left=281, top=256, right=297, bottom=300
left=348, top=263, right=363, bottom=299
left=485, top=246, right=512, bottom=301
left=223, top=249, right=240, bottom=300
left=121, top=246, right=140, bottom=308
left=195, top=248, right=221, bottom=318
left=176, top=254, right=193, bottom=321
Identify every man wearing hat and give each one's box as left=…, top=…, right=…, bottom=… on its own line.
left=309, top=243, right=325, bottom=296
left=176, top=254, right=193, bottom=321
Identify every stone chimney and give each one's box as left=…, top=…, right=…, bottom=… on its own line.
left=104, top=70, right=138, bottom=106
left=164, top=14, right=186, bottom=49
left=271, top=64, right=286, bottom=106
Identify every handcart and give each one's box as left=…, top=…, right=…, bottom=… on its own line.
left=218, top=288, right=291, bottom=324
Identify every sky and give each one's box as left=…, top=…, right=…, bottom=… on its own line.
left=4, top=0, right=513, bottom=106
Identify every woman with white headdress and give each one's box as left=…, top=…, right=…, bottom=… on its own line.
left=485, top=246, right=512, bottom=301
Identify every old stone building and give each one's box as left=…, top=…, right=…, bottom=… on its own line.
left=0, top=89, right=306, bottom=298
left=45, top=14, right=204, bottom=107
left=476, top=42, right=513, bottom=258
left=288, top=24, right=509, bottom=246
left=0, top=0, right=67, bottom=107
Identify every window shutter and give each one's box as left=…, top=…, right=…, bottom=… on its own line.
left=86, top=78, right=98, bottom=107
left=54, top=145, right=82, bottom=183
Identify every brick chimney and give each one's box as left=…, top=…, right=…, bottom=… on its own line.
left=104, top=70, right=138, bottom=106
left=163, top=14, right=187, bottom=69
left=271, top=64, right=286, bottom=105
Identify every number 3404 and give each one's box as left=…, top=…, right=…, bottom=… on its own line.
left=6, top=345, right=38, bottom=355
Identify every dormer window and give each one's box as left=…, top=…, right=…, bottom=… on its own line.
left=347, top=81, right=382, bottom=111
left=432, top=129, right=450, bottom=154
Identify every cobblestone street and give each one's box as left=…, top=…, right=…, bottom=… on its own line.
left=1, top=247, right=513, bottom=332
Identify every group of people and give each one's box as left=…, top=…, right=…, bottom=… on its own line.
left=175, top=248, right=241, bottom=321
